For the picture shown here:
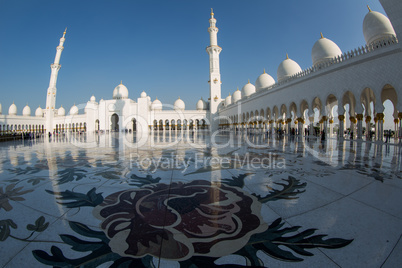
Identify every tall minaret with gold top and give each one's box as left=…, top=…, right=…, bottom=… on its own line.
left=206, top=9, right=222, bottom=132
left=45, top=28, right=66, bottom=133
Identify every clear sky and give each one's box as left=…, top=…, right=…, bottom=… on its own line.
left=0, top=0, right=396, bottom=128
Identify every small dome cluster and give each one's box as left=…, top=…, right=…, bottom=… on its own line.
left=35, top=106, right=43, bottom=117
left=8, top=102, right=17, bottom=115
left=69, top=104, right=78, bottom=115
left=112, top=82, right=129, bottom=99
left=196, top=98, right=207, bottom=110
left=58, top=106, right=65, bottom=116
left=151, top=98, right=162, bottom=111
left=363, top=7, right=396, bottom=46
left=222, top=7, right=395, bottom=107
left=255, top=70, right=275, bottom=91
left=22, top=104, right=31, bottom=116
left=174, top=97, right=185, bottom=110
left=311, top=33, right=342, bottom=66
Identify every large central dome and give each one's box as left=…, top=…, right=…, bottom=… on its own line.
left=113, top=82, right=129, bottom=99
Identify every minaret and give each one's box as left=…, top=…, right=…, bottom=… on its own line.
left=206, top=9, right=222, bottom=132
left=45, top=28, right=66, bottom=133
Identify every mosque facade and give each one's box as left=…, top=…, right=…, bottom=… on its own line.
left=0, top=0, right=401, bottom=141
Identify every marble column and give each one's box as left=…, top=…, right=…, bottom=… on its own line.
left=399, top=113, right=402, bottom=143
left=365, top=116, right=372, bottom=140
left=338, top=115, right=345, bottom=139
left=376, top=113, right=384, bottom=142
left=329, top=119, right=334, bottom=137
left=356, top=114, right=364, bottom=140
left=349, top=116, right=356, bottom=139
left=309, top=116, right=314, bottom=138
left=322, top=116, right=328, bottom=139
left=287, top=118, right=292, bottom=135
left=297, top=117, right=304, bottom=137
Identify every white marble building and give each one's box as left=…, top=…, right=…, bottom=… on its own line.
left=0, top=0, right=401, bottom=141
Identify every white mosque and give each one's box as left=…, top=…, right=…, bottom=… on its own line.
left=0, top=0, right=401, bottom=142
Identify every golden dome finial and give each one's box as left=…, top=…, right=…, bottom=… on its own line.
left=263, top=68, right=266, bottom=74
left=236, top=87, right=240, bottom=91
left=248, top=79, right=250, bottom=84
left=211, top=8, right=214, bottom=16
left=320, top=32, right=324, bottom=39
left=367, top=5, right=372, bottom=12
left=63, top=27, right=67, bottom=37
left=120, top=80, right=122, bottom=85
left=286, top=53, right=289, bottom=59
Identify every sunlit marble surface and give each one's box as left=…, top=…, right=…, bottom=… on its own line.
left=0, top=131, right=401, bottom=267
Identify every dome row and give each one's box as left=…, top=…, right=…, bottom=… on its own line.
left=224, top=8, right=396, bottom=106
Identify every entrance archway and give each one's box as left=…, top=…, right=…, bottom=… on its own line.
left=111, top=114, right=119, bottom=132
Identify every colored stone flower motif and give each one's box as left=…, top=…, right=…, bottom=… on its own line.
left=93, top=180, right=267, bottom=261
left=0, top=184, right=33, bottom=211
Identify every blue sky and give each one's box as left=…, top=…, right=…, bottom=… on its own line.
left=0, top=0, right=395, bottom=128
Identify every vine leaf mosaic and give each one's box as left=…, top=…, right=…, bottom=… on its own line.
left=0, top=216, right=49, bottom=242
left=30, top=173, right=353, bottom=267
left=255, top=176, right=307, bottom=202
left=46, top=188, right=104, bottom=208
left=56, top=168, right=87, bottom=184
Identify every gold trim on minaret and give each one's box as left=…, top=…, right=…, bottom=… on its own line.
left=211, top=8, right=214, bottom=16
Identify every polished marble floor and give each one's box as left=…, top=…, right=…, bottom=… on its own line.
left=0, top=131, right=401, bottom=267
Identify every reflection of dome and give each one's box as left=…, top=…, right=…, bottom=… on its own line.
left=141, top=91, right=147, bottom=98
left=225, top=93, right=232, bottom=106
left=112, top=82, right=129, bottom=99
left=363, top=7, right=396, bottom=46
left=241, top=81, right=256, bottom=98
left=58, top=106, right=65, bottom=116
left=196, top=98, right=207, bottom=110
left=277, top=54, right=302, bottom=83
left=255, top=70, right=275, bottom=91
left=151, top=97, right=162, bottom=111
left=232, top=88, right=241, bottom=103
left=35, top=106, right=43, bottom=117
left=312, top=33, right=342, bottom=66
left=90, top=95, right=96, bottom=102
left=9, top=102, right=17, bottom=115
left=22, top=105, right=31, bottom=116
left=69, top=104, right=78, bottom=115
left=174, top=97, right=185, bottom=110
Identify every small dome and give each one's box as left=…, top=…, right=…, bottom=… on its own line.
left=232, top=88, right=242, bottom=103
left=312, top=34, right=342, bottom=66
left=277, top=54, right=302, bottom=83
left=22, top=105, right=31, bottom=116
left=112, top=82, right=129, bottom=99
left=241, top=81, right=256, bottom=98
left=58, top=105, right=65, bottom=116
left=90, top=95, right=96, bottom=102
left=35, top=106, right=43, bottom=117
left=174, top=97, right=185, bottom=110
left=255, top=70, right=275, bottom=91
left=141, top=91, right=147, bottom=98
left=196, top=98, right=207, bottom=110
left=151, top=98, right=162, bottom=111
left=363, top=8, right=396, bottom=46
left=8, top=102, right=17, bottom=115
left=69, top=104, right=78, bottom=115
left=225, top=94, right=232, bottom=106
